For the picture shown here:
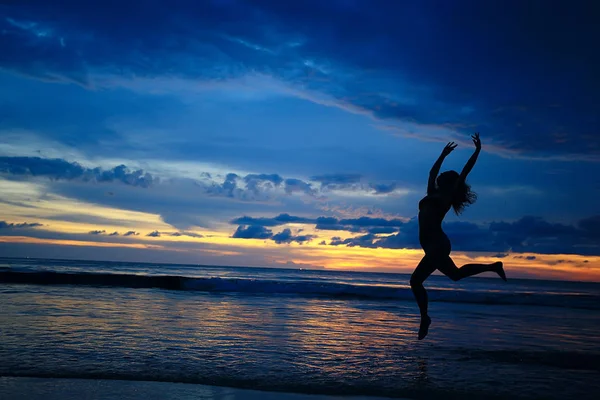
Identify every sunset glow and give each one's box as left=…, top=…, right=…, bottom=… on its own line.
left=1, top=1, right=598, bottom=281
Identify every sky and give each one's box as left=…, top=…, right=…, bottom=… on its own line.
left=0, top=0, right=599, bottom=281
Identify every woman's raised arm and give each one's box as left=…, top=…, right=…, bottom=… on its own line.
left=428, top=142, right=457, bottom=194
left=456, top=133, right=481, bottom=187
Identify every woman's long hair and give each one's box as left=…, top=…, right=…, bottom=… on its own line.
left=437, top=170, right=477, bottom=215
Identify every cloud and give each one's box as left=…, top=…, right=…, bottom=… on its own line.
left=369, top=182, right=398, bottom=194
left=367, top=226, right=398, bottom=234
left=308, top=173, right=404, bottom=196
left=230, top=213, right=405, bottom=233
left=231, top=213, right=313, bottom=227
left=231, top=224, right=316, bottom=244
left=243, top=173, right=284, bottom=195
left=232, top=225, right=273, bottom=240
left=203, top=173, right=402, bottom=200
left=0, top=157, right=155, bottom=188
left=325, top=215, right=600, bottom=256
left=310, top=173, right=362, bottom=185
left=284, top=178, right=317, bottom=196
left=0, top=221, right=43, bottom=229
left=39, top=173, right=322, bottom=234
left=330, top=234, right=377, bottom=248
left=578, top=215, right=600, bottom=239
left=1, top=1, right=597, bottom=159
left=310, top=173, right=362, bottom=191
left=514, top=255, right=537, bottom=260
left=204, top=173, right=239, bottom=198
left=84, top=228, right=199, bottom=239
left=169, top=231, right=204, bottom=238
left=337, top=217, right=406, bottom=227
left=200, top=172, right=405, bottom=202
left=271, top=228, right=316, bottom=244
left=200, top=172, right=301, bottom=201
left=1, top=157, right=404, bottom=225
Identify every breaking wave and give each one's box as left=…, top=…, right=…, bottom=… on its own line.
left=1, top=270, right=598, bottom=310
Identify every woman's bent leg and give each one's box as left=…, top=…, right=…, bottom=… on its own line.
left=410, top=256, right=435, bottom=339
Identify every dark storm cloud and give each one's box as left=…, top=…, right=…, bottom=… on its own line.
left=1, top=0, right=597, bottom=159
left=0, top=157, right=155, bottom=187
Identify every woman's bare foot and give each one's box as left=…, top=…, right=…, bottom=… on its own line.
left=494, top=261, right=507, bottom=281
left=418, top=315, right=431, bottom=340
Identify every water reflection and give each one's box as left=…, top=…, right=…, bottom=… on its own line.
left=416, top=358, right=429, bottom=385
left=1, top=284, right=600, bottom=400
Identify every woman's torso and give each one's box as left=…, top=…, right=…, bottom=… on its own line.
left=418, top=193, right=451, bottom=253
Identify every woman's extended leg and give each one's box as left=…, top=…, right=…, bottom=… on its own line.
left=410, top=256, right=435, bottom=340
left=438, top=257, right=507, bottom=282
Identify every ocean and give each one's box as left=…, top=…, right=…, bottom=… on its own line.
left=1, top=257, right=599, bottom=400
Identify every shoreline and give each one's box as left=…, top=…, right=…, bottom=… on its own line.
left=0, top=377, right=404, bottom=400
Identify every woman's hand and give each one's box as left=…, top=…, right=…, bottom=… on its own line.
left=441, top=141, right=458, bottom=156
left=472, top=132, right=481, bottom=151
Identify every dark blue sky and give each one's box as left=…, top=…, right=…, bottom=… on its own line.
left=0, top=0, right=598, bottom=279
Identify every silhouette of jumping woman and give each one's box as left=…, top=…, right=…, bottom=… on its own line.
left=411, top=133, right=506, bottom=340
